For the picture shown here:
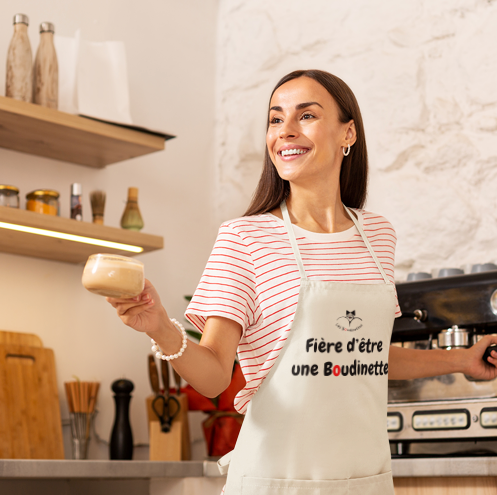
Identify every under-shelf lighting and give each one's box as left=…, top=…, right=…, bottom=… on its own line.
left=0, top=221, right=143, bottom=253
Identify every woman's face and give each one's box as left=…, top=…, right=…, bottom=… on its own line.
left=266, top=77, right=355, bottom=186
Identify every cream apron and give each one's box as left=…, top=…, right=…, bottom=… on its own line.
left=219, top=201, right=397, bottom=495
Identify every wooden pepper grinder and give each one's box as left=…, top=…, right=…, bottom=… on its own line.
left=33, top=22, right=58, bottom=109
left=110, top=379, right=134, bottom=460
left=5, top=14, right=33, bottom=102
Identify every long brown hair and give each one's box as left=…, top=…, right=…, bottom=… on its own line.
left=244, top=70, right=368, bottom=216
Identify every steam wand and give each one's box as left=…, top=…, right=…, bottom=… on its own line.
left=399, top=309, right=428, bottom=322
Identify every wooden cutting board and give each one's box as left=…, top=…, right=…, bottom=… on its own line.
left=0, top=330, right=43, bottom=347
left=0, top=343, right=64, bottom=459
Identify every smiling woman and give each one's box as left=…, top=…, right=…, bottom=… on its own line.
left=245, top=70, right=368, bottom=219
left=106, top=69, right=497, bottom=495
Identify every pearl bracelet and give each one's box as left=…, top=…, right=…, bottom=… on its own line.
left=151, top=318, right=188, bottom=361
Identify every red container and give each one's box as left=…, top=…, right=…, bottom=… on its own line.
left=202, top=412, right=244, bottom=457
left=182, top=363, right=246, bottom=456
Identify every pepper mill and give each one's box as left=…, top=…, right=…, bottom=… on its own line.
left=109, top=379, right=134, bottom=460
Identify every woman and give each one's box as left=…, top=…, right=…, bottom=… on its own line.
left=108, top=70, right=497, bottom=494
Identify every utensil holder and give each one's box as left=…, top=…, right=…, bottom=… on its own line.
left=71, top=437, right=88, bottom=460
left=70, top=412, right=94, bottom=459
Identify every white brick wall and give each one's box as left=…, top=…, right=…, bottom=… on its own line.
left=214, top=0, right=497, bottom=280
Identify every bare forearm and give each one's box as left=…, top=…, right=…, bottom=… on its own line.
left=388, top=345, right=467, bottom=380
left=108, top=283, right=240, bottom=397
left=147, top=315, right=231, bottom=398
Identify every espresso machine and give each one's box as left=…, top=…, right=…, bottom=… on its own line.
left=388, top=268, right=497, bottom=457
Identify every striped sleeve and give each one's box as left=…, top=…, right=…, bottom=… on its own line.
left=185, top=223, right=259, bottom=335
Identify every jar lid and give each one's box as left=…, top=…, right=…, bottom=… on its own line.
left=13, top=14, right=29, bottom=25
left=0, top=185, right=19, bottom=193
left=40, top=22, right=55, bottom=33
left=26, top=189, right=60, bottom=200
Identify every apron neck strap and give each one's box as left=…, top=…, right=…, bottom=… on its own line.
left=280, top=200, right=391, bottom=285
left=343, top=205, right=391, bottom=284
left=281, top=200, right=308, bottom=280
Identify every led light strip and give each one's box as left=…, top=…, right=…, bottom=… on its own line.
left=0, top=221, right=143, bottom=253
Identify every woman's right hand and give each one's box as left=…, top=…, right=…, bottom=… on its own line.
left=106, top=278, right=168, bottom=335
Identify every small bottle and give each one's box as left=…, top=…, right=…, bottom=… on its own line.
left=70, top=183, right=82, bottom=221
left=120, top=187, right=144, bottom=231
left=33, top=22, right=58, bottom=109
left=5, top=14, right=33, bottom=102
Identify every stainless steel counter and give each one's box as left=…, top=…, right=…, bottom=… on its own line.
left=0, top=458, right=497, bottom=479
left=0, top=460, right=205, bottom=479
left=391, top=457, right=497, bottom=477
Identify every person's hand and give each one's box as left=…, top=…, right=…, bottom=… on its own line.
left=460, top=335, right=497, bottom=380
left=106, top=279, right=167, bottom=335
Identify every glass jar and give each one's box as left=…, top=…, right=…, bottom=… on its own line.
left=0, top=185, right=20, bottom=208
left=82, top=254, right=145, bottom=298
left=26, top=189, right=59, bottom=215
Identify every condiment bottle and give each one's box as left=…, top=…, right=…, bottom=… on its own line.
left=70, top=183, right=82, bottom=221
left=120, top=187, right=144, bottom=231
left=5, top=14, right=33, bottom=102
left=33, top=22, right=58, bottom=109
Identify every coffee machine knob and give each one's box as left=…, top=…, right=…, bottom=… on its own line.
left=482, top=344, right=497, bottom=363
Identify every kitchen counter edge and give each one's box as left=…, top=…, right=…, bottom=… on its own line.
left=0, top=458, right=496, bottom=479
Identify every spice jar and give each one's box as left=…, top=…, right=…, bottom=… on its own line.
left=0, top=185, right=20, bottom=208
left=26, top=189, right=59, bottom=215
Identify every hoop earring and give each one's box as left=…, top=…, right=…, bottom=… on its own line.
left=343, top=144, right=351, bottom=157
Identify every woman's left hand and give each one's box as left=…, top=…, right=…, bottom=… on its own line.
left=461, top=335, right=497, bottom=380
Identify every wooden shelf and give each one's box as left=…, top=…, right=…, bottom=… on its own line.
left=0, top=96, right=175, bottom=168
left=0, top=207, right=163, bottom=264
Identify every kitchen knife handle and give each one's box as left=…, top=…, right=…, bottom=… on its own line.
left=148, top=354, right=160, bottom=395
left=161, top=359, right=170, bottom=398
left=173, top=369, right=181, bottom=395
left=482, top=344, right=497, bottom=363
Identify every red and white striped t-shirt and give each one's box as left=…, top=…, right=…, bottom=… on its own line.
left=185, top=209, right=402, bottom=414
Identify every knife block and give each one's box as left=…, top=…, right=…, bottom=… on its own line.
left=146, top=393, right=191, bottom=461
